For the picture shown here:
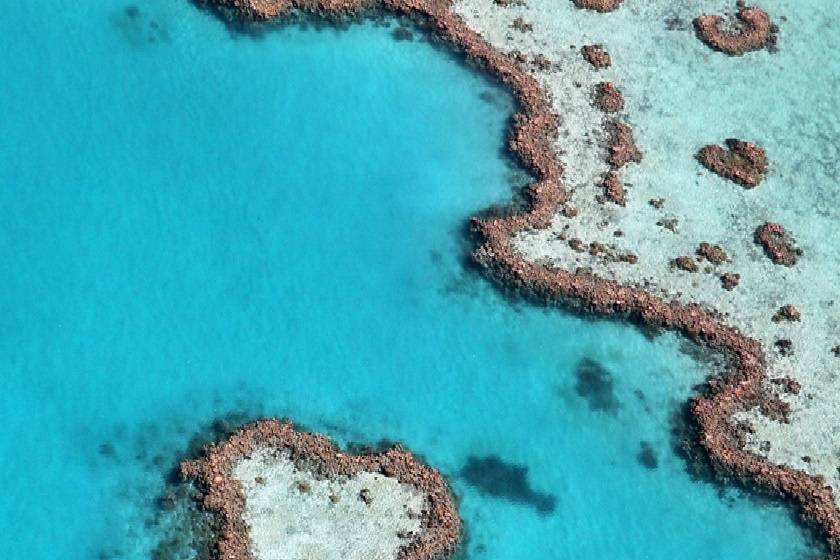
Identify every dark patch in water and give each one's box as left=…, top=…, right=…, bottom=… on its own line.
left=574, top=357, right=619, bottom=413
left=638, top=322, right=663, bottom=340
left=393, top=26, right=414, bottom=41
left=664, top=14, right=688, bottom=31
left=633, top=388, right=653, bottom=414
left=99, top=442, right=116, bottom=458
left=110, top=5, right=171, bottom=47
left=637, top=441, right=659, bottom=469
left=124, top=5, right=140, bottom=20
left=459, top=455, right=557, bottom=514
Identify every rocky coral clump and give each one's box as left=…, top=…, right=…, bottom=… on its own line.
left=607, top=122, right=642, bottom=168
left=672, top=256, right=699, bottom=273
left=694, top=4, right=777, bottom=55
left=755, top=222, right=802, bottom=266
left=581, top=44, right=611, bottom=68
left=571, top=0, right=622, bottom=12
left=721, top=272, right=741, bottom=290
left=773, top=304, right=801, bottom=322
left=697, top=139, right=768, bottom=187
left=697, top=243, right=729, bottom=265
left=596, top=171, right=626, bottom=206
left=594, top=82, right=624, bottom=113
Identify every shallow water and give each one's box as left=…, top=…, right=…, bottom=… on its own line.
left=0, top=1, right=824, bottom=559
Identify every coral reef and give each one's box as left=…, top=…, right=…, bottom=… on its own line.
left=773, top=304, right=801, bottom=323
left=755, top=222, right=803, bottom=266
left=181, top=419, right=460, bottom=560
left=672, top=256, right=699, bottom=273
left=721, top=272, right=741, bottom=291
left=697, top=139, right=768, bottom=188
left=571, top=0, right=622, bottom=13
left=697, top=243, right=729, bottom=265
left=594, top=82, right=624, bottom=113
left=694, top=4, right=776, bottom=55
left=581, top=44, right=611, bottom=68
left=607, top=122, right=642, bottom=168
left=199, top=0, right=840, bottom=556
left=597, top=171, right=626, bottom=206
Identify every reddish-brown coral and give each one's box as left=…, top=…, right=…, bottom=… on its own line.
left=571, top=0, right=622, bottom=12
left=672, top=256, right=699, bottom=273
left=581, top=44, right=611, bottom=68
left=694, top=5, right=776, bottom=55
left=697, top=242, right=729, bottom=265
left=697, top=139, right=768, bottom=188
left=181, top=419, right=461, bottom=560
left=721, top=272, right=741, bottom=290
left=596, top=171, right=625, bottom=206
left=755, top=222, right=803, bottom=266
left=773, top=304, right=801, bottom=322
left=607, top=122, right=642, bottom=168
left=594, top=82, right=624, bottom=113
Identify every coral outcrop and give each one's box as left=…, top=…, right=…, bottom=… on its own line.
left=694, top=4, right=776, bottom=55
left=697, top=139, right=768, bottom=188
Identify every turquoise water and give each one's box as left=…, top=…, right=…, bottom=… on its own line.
left=0, top=1, right=822, bottom=559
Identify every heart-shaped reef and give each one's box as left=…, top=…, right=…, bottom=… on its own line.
left=180, top=419, right=461, bottom=560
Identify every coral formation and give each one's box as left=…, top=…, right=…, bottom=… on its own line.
left=694, top=4, right=776, bottom=55
left=581, top=44, right=611, bottom=68
left=773, top=304, right=801, bottom=323
left=571, top=0, right=622, bottom=13
left=594, top=82, right=624, bottom=113
left=181, top=419, right=460, bottom=560
left=697, top=139, right=768, bottom=188
left=755, top=223, right=803, bottom=266
left=607, top=122, right=642, bottom=168
left=697, top=243, right=729, bottom=265
left=198, top=1, right=840, bottom=556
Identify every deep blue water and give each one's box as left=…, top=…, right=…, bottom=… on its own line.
left=0, top=1, right=822, bottom=559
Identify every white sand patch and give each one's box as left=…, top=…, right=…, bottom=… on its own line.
left=232, top=448, right=428, bottom=560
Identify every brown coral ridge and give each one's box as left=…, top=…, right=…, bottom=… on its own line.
left=697, top=139, right=768, bottom=188
left=571, top=0, right=622, bottom=13
left=199, top=0, right=839, bottom=556
left=694, top=4, right=776, bottom=55
left=755, top=222, right=803, bottom=266
left=581, top=44, right=611, bottom=68
left=181, top=419, right=461, bottom=560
